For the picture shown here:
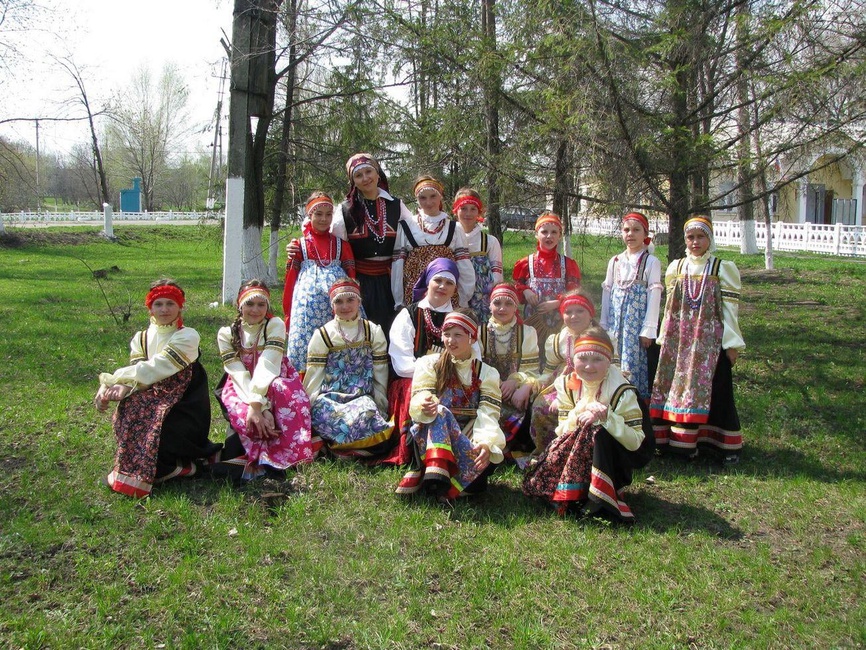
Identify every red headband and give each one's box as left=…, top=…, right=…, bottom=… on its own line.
left=623, top=212, right=651, bottom=246
left=306, top=195, right=334, bottom=215
left=145, top=285, right=185, bottom=310
left=535, top=212, right=562, bottom=232
left=490, top=283, right=519, bottom=305
left=573, top=335, right=613, bottom=360
left=452, top=195, right=484, bottom=219
left=559, top=294, right=595, bottom=317
left=329, top=278, right=362, bottom=304
left=442, top=312, right=479, bottom=340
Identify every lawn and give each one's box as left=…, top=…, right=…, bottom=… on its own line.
left=0, top=225, right=863, bottom=649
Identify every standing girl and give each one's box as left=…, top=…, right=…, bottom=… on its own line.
left=332, top=152, right=413, bottom=334
left=513, top=211, right=582, bottom=350
left=523, top=327, right=654, bottom=521
left=95, top=279, right=220, bottom=498
left=391, top=175, right=475, bottom=310
left=216, top=280, right=314, bottom=480
left=396, top=310, right=505, bottom=499
left=284, top=192, right=356, bottom=375
left=600, top=212, right=663, bottom=400
left=304, top=278, right=393, bottom=460
left=453, top=188, right=503, bottom=325
left=528, top=289, right=597, bottom=459
left=384, top=258, right=463, bottom=465
left=650, top=217, right=745, bottom=463
left=479, top=282, right=541, bottom=460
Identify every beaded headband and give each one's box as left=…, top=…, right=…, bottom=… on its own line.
left=442, top=312, right=479, bottom=340
left=490, top=283, right=519, bottom=305
left=346, top=153, right=378, bottom=178
left=237, top=286, right=270, bottom=308
left=452, top=195, right=484, bottom=217
left=573, top=335, right=613, bottom=360
left=145, top=285, right=185, bottom=309
left=684, top=216, right=713, bottom=237
left=306, top=195, right=334, bottom=215
left=329, top=278, right=362, bottom=305
left=414, top=179, right=444, bottom=198
left=535, top=212, right=562, bottom=232
left=559, top=293, right=595, bottom=317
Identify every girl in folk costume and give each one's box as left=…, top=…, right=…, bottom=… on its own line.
left=513, top=211, right=582, bottom=350
left=284, top=192, right=356, bottom=375
left=650, top=217, right=745, bottom=463
left=453, top=188, right=503, bottom=325
left=396, top=310, right=506, bottom=499
left=95, top=279, right=220, bottom=498
left=333, top=152, right=413, bottom=335
left=391, top=175, right=475, bottom=310
left=523, top=328, right=654, bottom=522
left=600, top=212, right=663, bottom=401
left=479, top=283, right=541, bottom=461
left=528, top=289, right=597, bottom=460
left=383, top=258, right=468, bottom=465
left=304, top=278, right=394, bottom=460
left=215, top=280, right=314, bottom=480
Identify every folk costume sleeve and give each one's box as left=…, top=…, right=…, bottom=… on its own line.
left=302, top=326, right=329, bottom=405
left=283, top=245, right=304, bottom=326
left=600, top=382, right=645, bottom=451
left=599, top=256, right=617, bottom=330
left=389, top=307, right=418, bottom=379
left=390, top=221, right=411, bottom=307
left=101, top=325, right=200, bottom=391
left=407, top=353, right=439, bottom=424
left=486, top=233, right=504, bottom=283
left=564, top=255, right=582, bottom=289
left=247, top=318, right=287, bottom=404
left=217, top=325, right=261, bottom=408
left=370, top=321, right=390, bottom=415
left=471, top=362, right=506, bottom=464
left=509, top=324, right=541, bottom=393
left=512, top=256, right=530, bottom=298
left=719, top=260, right=745, bottom=351
left=641, top=254, right=664, bottom=340
left=453, top=231, right=476, bottom=309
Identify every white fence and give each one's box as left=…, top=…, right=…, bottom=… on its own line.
left=1, top=210, right=217, bottom=223
left=4, top=210, right=865, bottom=257
left=572, top=216, right=866, bottom=257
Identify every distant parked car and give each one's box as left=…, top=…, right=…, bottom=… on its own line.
left=498, top=207, right=539, bottom=230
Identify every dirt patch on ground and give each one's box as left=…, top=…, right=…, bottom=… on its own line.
left=740, top=268, right=799, bottom=283
left=0, top=229, right=109, bottom=247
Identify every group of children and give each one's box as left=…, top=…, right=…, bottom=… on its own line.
left=96, top=154, right=745, bottom=523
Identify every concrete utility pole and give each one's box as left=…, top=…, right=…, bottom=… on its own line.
left=222, top=0, right=281, bottom=303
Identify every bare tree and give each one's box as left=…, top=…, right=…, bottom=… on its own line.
left=107, top=64, right=192, bottom=211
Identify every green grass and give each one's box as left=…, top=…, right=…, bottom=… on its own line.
left=0, top=225, right=864, bottom=649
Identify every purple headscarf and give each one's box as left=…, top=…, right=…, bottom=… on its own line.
left=411, top=257, right=460, bottom=303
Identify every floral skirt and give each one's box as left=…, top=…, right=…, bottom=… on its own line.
left=522, top=424, right=647, bottom=521
left=107, top=362, right=219, bottom=498
left=529, top=384, right=559, bottom=457
left=396, top=408, right=483, bottom=499
left=217, top=357, right=314, bottom=479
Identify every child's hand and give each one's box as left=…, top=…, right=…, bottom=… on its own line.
left=262, top=410, right=277, bottom=440
left=94, top=385, right=110, bottom=411
left=639, top=336, right=653, bottom=349
left=286, top=239, right=301, bottom=259
left=578, top=401, right=608, bottom=426
left=511, top=384, right=533, bottom=410
left=500, top=379, right=518, bottom=400
left=420, top=394, right=439, bottom=417
left=472, top=444, right=491, bottom=471
left=726, top=348, right=739, bottom=366
left=104, top=385, right=132, bottom=402
left=523, top=289, right=539, bottom=307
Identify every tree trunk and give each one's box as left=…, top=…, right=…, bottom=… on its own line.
left=737, top=2, right=759, bottom=254
left=482, top=0, right=502, bottom=242
left=266, top=0, right=299, bottom=285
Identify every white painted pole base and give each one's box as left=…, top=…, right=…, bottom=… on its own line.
left=222, top=177, right=245, bottom=304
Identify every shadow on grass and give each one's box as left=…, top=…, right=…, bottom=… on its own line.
left=630, top=492, right=743, bottom=539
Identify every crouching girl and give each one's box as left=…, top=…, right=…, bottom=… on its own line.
left=214, top=280, right=314, bottom=480
left=522, top=327, right=654, bottom=522
left=396, top=310, right=505, bottom=500
left=304, top=278, right=393, bottom=459
left=95, top=279, right=220, bottom=498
